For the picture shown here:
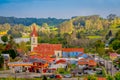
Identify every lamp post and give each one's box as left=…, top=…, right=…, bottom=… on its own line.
left=109, top=61, right=112, bottom=76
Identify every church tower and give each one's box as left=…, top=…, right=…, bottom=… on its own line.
left=30, top=24, right=38, bottom=51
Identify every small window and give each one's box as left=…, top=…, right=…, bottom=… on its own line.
left=58, top=52, right=59, bottom=57
left=33, top=38, right=35, bottom=43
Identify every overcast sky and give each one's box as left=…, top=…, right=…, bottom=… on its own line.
left=0, top=0, right=120, bottom=19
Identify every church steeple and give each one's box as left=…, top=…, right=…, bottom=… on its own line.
left=31, top=24, right=38, bottom=51
left=30, top=24, right=38, bottom=37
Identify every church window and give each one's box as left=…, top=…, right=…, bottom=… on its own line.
left=33, top=38, right=35, bottom=43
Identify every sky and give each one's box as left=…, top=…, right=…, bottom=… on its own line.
left=0, top=0, right=120, bottom=19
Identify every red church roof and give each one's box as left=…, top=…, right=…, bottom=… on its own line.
left=30, top=25, right=38, bottom=37
left=33, top=43, right=62, bottom=57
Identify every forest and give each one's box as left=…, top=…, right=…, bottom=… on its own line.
left=0, top=16, right=68, bottom=26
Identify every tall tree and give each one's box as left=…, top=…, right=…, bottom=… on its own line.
left=107, top=14, right=117, bottom=21
left=1, top=35, right=8, bottom=44
left=59, top=20, right=74, bottom=35
left=111, top=40, right=120, bottom=50
left=18, top=41, right=28, bottom=53
left=0, top=55, right=4, bottom=68
left=42, top=23, right=48, bottom=28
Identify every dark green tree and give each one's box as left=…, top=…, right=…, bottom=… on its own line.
left=111, top=40, right=120, bottom=50
left=76, top=32, right=81, bottom=39
left=0, top=55, right=4, bottom=68
left=87, top=75, right=97, bottom=80
left=115, top=30, right=120, bottom=40
left=107, top=75, right=114, bottom=80
left=1, top=35, right=8, bottom=44
left=107, top=14, right=117, bottom=21
left=114, top=72, right=120, bottom=80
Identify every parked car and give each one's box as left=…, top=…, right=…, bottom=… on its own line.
left=49, top=74, right=56, bottom=78
left=64, top=74, right=72, bottom=78
left=56, top=74, right=62, bottom=79
left=99, top=61, right=105, bottom=66
left=76, top=72, right=83, bottom=77
left=49, top=74, right=62, bottom=79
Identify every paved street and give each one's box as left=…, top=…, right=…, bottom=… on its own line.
left=0, top=71, right=84, bottom=80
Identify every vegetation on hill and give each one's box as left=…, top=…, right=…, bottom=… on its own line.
left=0, top=16, right=68, bottom=26
left=0, top=14, right=120, bottom=53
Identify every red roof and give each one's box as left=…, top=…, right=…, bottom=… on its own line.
left=30, top=25, right=38, bottom=37
left=16, top=48, right=23, bottom=53
left=78, top=59, right=96, bottom=66
left=33, top=43, right=62, bottom=57
left=98, top=77, right=106, bottom=80
left=5, top=44, right=11, bottom=50
left=55, top=59, right=67, bottom=64
left=78, top=58, right=88, bottom=65
left=29, top=55, right=55, bottom=63
left=88, top=60, right=97, bottom=66
left=62, top=48, right=84, bottom=52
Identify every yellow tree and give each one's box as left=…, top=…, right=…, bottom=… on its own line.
left=59, top=20, right=74, bottom=35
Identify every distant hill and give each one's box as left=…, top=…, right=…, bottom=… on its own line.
left=0, top=16, right=68, bottom=26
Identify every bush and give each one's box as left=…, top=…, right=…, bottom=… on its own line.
left=106, top=75, right=114, bottom=80
left=87, top=75, right=97, bottom=80
left=114, top=72, right=120, bottom=80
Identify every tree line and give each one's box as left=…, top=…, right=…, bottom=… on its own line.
left=0, top=16, right=68, bottom=26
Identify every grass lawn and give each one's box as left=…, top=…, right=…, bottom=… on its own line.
left=22, top=35, right=30, bottom=38
left=57, top=68, right=70, bottom=75
left=87, top=36, right=102, bottom=39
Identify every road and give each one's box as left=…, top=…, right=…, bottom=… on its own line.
left=0, top=71, right=84, bottom=80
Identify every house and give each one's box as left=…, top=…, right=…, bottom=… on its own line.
left=49, top=59, right=67, bottom=69
left=109, top=53, right=118, bottom=60
left=78, top=58, right=96, bottom=69
left=62, top=48, right=84, bottom=58
left=28, top=58, right=49, bottom=72
left=78, top=58, right=88, bottom=69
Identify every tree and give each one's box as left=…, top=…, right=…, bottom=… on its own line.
left=59, top=20, right=74, bottom=35
left=0, top=55, right=4, bottom=68
left=107, top=75, right=114, bottom=80
left=105, top=30, right=113, bottom=40
left=0, top=44, right=4, bottom=52
left=108, top=30, right=112, bottom=37
left=76, top=31, right=81, bottom=39
left=116, top=49, right=120, bottom=54
left=114, top=72, right=120, bottom=80
left=94, top=40, right=105, bottom=56
left=8, top=36, right=17, bottom=50
left=1, top=35, right=8, bottom=44
left=18, top=41, right=28, bottom=53
left=42, top=23, right=48, bottom=28
left=2, top=49, right=17, bottom=59
left=111, top=40, right=120, bottom=50
left=87, top=75, right=97, bottom=80
left=107, top=14, right=117, bottom=21
left=115, top=30, right=120, bottom=40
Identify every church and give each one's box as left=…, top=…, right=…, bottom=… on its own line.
left=30, top=24, right=84, bottom=58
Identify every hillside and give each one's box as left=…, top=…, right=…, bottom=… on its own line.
left=0, top=16, right=68, bottom=26
left=0, top=15, right=120, bottom=51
